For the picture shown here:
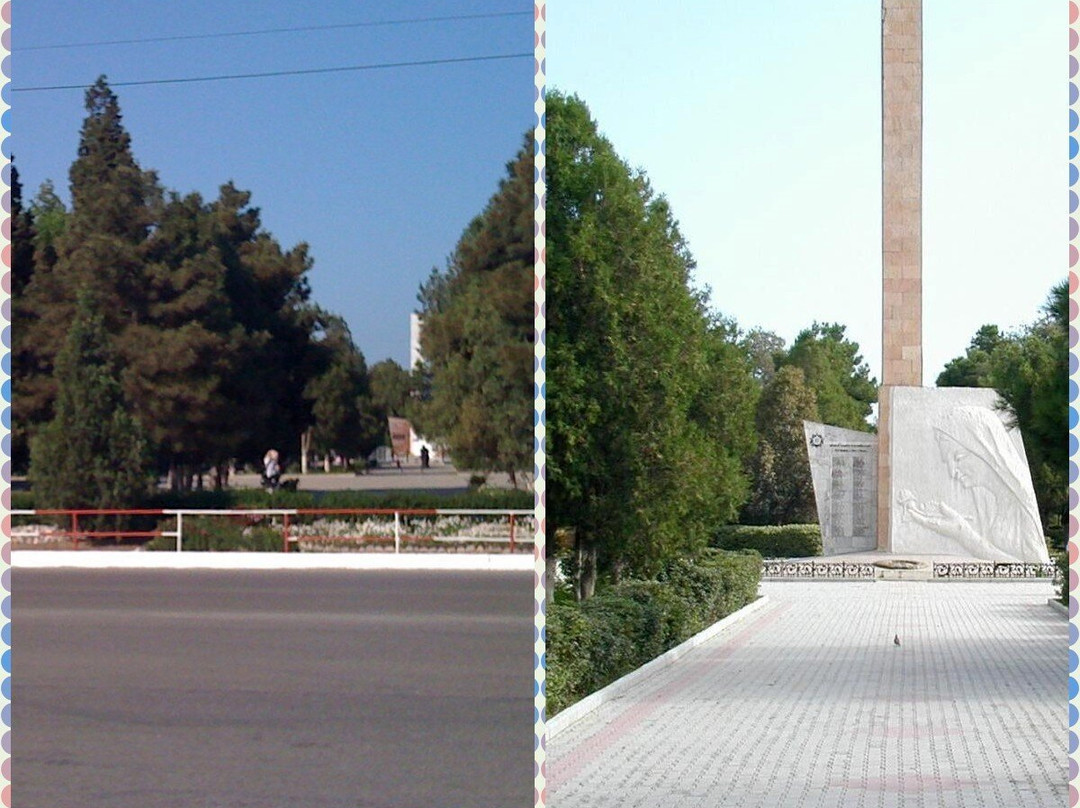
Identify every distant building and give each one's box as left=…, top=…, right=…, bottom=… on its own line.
left=407, top=312, right=437, bottom=460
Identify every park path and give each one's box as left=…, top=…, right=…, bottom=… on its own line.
left=547, top=581, right=1066, bottom=808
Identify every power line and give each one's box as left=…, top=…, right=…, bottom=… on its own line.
left=12, top=52, right=534, bottom=93
left=18, top=11, right=533, bottom=52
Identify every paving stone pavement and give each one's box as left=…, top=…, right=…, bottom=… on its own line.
left=547, top=581, right=1067, bottom=808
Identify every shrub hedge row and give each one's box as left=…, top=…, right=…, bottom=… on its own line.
left=711, top=524, right=822, bottom=558
left=12, top=487, right=531, bottom=513
left=144, top=519, right=282, bottom=552
left=546, top=548, right=761, bottom=716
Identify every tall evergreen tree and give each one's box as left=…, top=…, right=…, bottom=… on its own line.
left=11, top=181, right=70, bottom=473
left=30, top=288, right=153, bottom=510
left=304, top=313, right=381, bottom=467
left=742, top=366, right=819, bottom=525
left=123, top=191, right=253, bottom=488
left=547, top=92, right=758, bottom=590
left=415, top=133, right=534, bottom=483
left=17, top=76, right=154, bottom=471
left=11, top=160, right=36, bottom=298
left=11, top=161, right=39, bottom=471
left=208, top=182, right=322, bottom=467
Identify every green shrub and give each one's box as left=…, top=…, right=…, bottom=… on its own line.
left=546, top=603, right=599, bottom=716
left=11, top=490, right=35, bottom=511
left=546, top=549, right=762, bottom=716
left=711, top=524, right=821, bottom=558
left=145, top=516, right=284, bottom=552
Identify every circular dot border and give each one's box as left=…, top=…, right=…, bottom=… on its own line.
left=0, top=6, right=9, bottom=805
left=532, top=3, right=547, bottom=807
left=1071, top=4, right=1079, bottom=804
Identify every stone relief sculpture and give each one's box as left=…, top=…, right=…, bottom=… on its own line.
left=894, top=405, right=1049, bottom=563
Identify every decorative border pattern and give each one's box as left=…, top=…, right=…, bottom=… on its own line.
left=0, top=2, right=10, bottom=804
left=933, top=562, right=1060, bottom=580
left=761, top=560, right=1061, bottom=582
left=762, top=560, right=877, bottom=580
left=1071, top=5, right=1079, bottom=803
left=532, top=2, right=547, bottom=807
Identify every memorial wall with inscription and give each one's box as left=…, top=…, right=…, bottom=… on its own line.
left=803, top=422, right=878, bottom=555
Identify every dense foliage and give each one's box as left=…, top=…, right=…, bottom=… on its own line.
left=936, top=281, right=1067, bottom=532
left=413, top=134, right=534, bottom=484
left=546, top=549, right=762, bottom=715
left=29, top=288, right=154, bottom=511
left=14, top=78, right=532, bottom=505
left=546, top=92, right=759, bottom=592
left=711, top=524, right=823, bottom=558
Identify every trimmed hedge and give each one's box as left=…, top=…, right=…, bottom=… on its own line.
left=711, top=524, right=822, bottom=558
left=546, top=549, right=761, bottom=716
left=144, top=518, right=282, bottom=552
left=14, top=487, right=532, bottom=512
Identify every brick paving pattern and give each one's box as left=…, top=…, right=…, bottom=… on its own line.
left=547, top=581, right=1066, bottom=808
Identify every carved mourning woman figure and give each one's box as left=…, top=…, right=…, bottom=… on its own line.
left=896, top=406, right=1049, bottom=563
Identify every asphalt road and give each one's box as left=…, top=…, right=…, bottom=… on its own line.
left=14, top=569, right=534, bottom=808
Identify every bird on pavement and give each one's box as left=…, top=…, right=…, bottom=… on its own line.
left=894, top=634, right=901, bottom=646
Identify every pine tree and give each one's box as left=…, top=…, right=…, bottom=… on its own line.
left=123, top=191, right=252, bottom=488
left=17, top=77, right=154, bottom=473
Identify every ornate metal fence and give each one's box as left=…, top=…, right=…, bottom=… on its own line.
left=762, top=558, right=1061, bottom=581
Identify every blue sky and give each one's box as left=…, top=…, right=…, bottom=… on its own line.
left=547, top=0, right=1061, bottom=387
left=10, top=1, right=534, bottom=368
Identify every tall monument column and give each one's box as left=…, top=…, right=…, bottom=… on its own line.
left=878, top=0, right=923, bottom=551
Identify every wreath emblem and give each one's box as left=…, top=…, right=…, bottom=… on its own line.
left=809, top=434, right=824, bottom=448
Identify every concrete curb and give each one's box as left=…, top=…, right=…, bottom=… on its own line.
left=1047, top=598, right=1069, bottom=617
left=546, top=594, right=773, bottom=739
left=11, top=550, right=534, bottom=572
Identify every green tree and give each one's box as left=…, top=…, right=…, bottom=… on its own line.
left=15, top=78, right=153, bottom=475
left=742, top=366, right=819, bottom=525
left=123, top=191, right=252, bottom=489
left=547, top=91, right=758, bottom=592
left=208, top=181, right=323, bottom=467
left=369, top=359, right=414, bottom=419
left=11, top=161, right=38, bottom=471
left=415, top=133, right=534, bottom=484
left=11, top=161, right=36, bottom=298
left=740, top=327, right=786, bottom=385
left=937, top=281, right=1068, bottom=532
left=778, top=322, right=877, bottom=431
left=935, top=324, right=1002, bottom=388
left=11, top=180, right=69, bottom=470
left=304, top=313, right=382, bottom=466
left=30, top=288, right=153, bottom=510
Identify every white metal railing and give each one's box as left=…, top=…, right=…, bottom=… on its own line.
left=10, top=508, right=535, bottom=553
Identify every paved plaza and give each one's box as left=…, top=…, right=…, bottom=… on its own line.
left=547, top=581, right=1066, bottom=808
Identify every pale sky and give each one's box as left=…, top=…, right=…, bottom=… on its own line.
left=547, top=0, right=1062, bottom=386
